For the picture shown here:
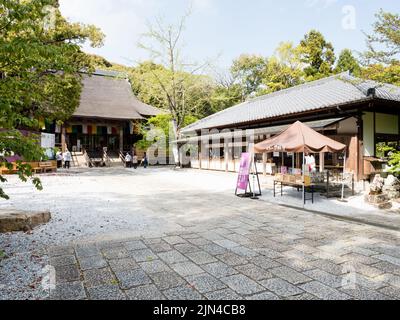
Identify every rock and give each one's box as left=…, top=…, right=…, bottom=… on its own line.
left=385, top=175, right=400, bottom=188
left=370, top=175, right=384, bottom=194
left=377, top=202, right=393, bottom=210
left=0, top=210, right=51, bottom=233
left=365, top=194, right=389, bottom=204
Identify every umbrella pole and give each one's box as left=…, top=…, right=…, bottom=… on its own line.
left=302, top=152, right=305, bottom=208
left=341, top=151, right=347, bottom=202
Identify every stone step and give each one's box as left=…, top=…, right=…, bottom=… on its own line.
left=0, top=209, right=51, bottom=233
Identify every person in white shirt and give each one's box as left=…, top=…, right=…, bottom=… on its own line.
left=56, top=151, right=63, bottom=169
left=132, top=154, right=138, bottom=169
left=305, top=153, right=316, bottom=173
left=63, top=149, right=72, bottom=169
left=125, top=153, right=132, bottom=168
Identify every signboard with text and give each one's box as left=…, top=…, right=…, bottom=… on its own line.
left=236, top=153, right=252, bottom=191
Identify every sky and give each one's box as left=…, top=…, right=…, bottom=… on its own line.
left=59, top=0, right=400, bottom=69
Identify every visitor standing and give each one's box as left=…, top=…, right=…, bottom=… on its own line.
left=125, top=152, right=132, bottom=168
left=305, top=153, right=316, bottom=173
left=132, top=154, right=138, bottom=169
left=63, top=149, right=72, bottom=169
left=56, top=150, right=63, bottom=169
left=142, top=152, right=149, bottom=169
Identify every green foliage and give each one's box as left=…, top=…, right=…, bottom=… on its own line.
left=136, top=113, right=198, bottom=152
left=376, top=143, right=400, bottom=176
left=335, top=49, right=361, bottom=76
left=363, top=10, right=400, bottom=65
left=361, top=63, right=400, bottom=86
left=388, top=151, right=400, bottom=175
left=130, top=61, right=215, bottom=123
left=0, top=249, right=6, bottom=260
left=0, top=0, right=104, bottom=199
left=299, top=30, right=336, bottom=80
left=209, top=83, right=242, bottom=114
left=231, top=54, right=267, bottom=99
left=260, top=42, right=304, bottom=94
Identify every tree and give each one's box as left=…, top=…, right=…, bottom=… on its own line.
left=359, top=10, right=400, bottom=87
left=363, top=10, right=400, bottom=65
left=335, top=49, right=361, bottom=76
left=230, top=54, right=267, bottom=100
left=138, top=13, right=211, bottom=131
left=361, top=63, right=400, bottom=86
left=0, top=0, right=104, bottom=199
left=130, top=61, right=215, bottom=120
left=260, top=42, right=304, bottom=94
left=210, top=83, right=243, bottom=114
left=136, top=113, right=198, bottom=159
left=298, top=30, right=336, bottom=80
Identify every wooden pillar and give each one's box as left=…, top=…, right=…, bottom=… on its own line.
left=263, top=152, right=267, bottom=176
left=320, top=152, right=325, bottom=173
left=356, top=113, right=363, bottom=181
left=119, top=127, right=124, bottom=152
left=296, top=153, right=301, bottom=169
left=61, top=126, right=66, bottom=152
left=292, top=153, right=295, bottom=171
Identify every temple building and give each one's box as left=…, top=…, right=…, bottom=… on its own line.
left=178, top=72, right=400, bottom=182
left=48, top=70, right=160, bottom=163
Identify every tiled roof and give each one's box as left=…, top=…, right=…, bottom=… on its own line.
left=74, top=72, right=161, bottom=120
left=182, top=72, right=400, bottom=133
left=176, top=118, right=343, bottom=144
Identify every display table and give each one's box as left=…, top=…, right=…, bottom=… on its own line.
left=273, top=174, right=315, bottom=204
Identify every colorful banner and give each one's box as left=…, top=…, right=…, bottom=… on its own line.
left=236, top=153, right=252, bottom=191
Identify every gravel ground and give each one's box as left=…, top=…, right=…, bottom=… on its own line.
left=0, top=167, right=398, bottom=300
left=0, top=167, right=236, bottom=299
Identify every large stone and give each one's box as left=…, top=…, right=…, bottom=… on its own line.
left=385, top=175, right=400, bottom=188
left=365, top=194, right=389, bottom=204
left=0, top=209, right=51, bottom=233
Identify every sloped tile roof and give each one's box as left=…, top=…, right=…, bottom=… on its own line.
left=182, top=72, right=400, bottom=133
left=74, top=72, right=161, bottom=120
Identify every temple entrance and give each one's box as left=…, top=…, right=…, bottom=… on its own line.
left=67, top=134, right=120, bottom=152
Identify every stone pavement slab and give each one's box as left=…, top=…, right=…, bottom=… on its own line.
left=4, top=168, right=400, bottom=301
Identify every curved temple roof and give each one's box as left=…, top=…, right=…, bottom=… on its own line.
left=182, top=72, right=400, bottom=133
left=74, top=71, right=161, bottom=120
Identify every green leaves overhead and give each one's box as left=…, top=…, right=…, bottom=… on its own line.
left=0, top=0, right=104, bottom=199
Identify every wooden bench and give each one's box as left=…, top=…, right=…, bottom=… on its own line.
left=39, top=161, right=57, bottom=173
left=0, top=163, right=18, bottom=175
left=1, top=161, right=57, bottom=175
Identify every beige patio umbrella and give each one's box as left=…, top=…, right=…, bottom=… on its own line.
left=254, top=121, right=347, bottom=205
left=254, top=121, right=347, bottom=154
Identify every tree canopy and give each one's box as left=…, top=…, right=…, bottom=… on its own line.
left=298, top=30, right=336, bottom=80
left=363, top=10, right=400, bottom=65
left=335, top=49, right=361, bottom=76
left=0, top=0, right=104, bottom=199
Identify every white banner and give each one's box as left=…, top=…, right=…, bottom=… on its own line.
left=41, top=133, right=55, bottom=149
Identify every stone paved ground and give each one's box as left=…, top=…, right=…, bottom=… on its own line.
left=1, top=168, right=400, bottom=300
left=48, top=197, right=400, bottom=300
